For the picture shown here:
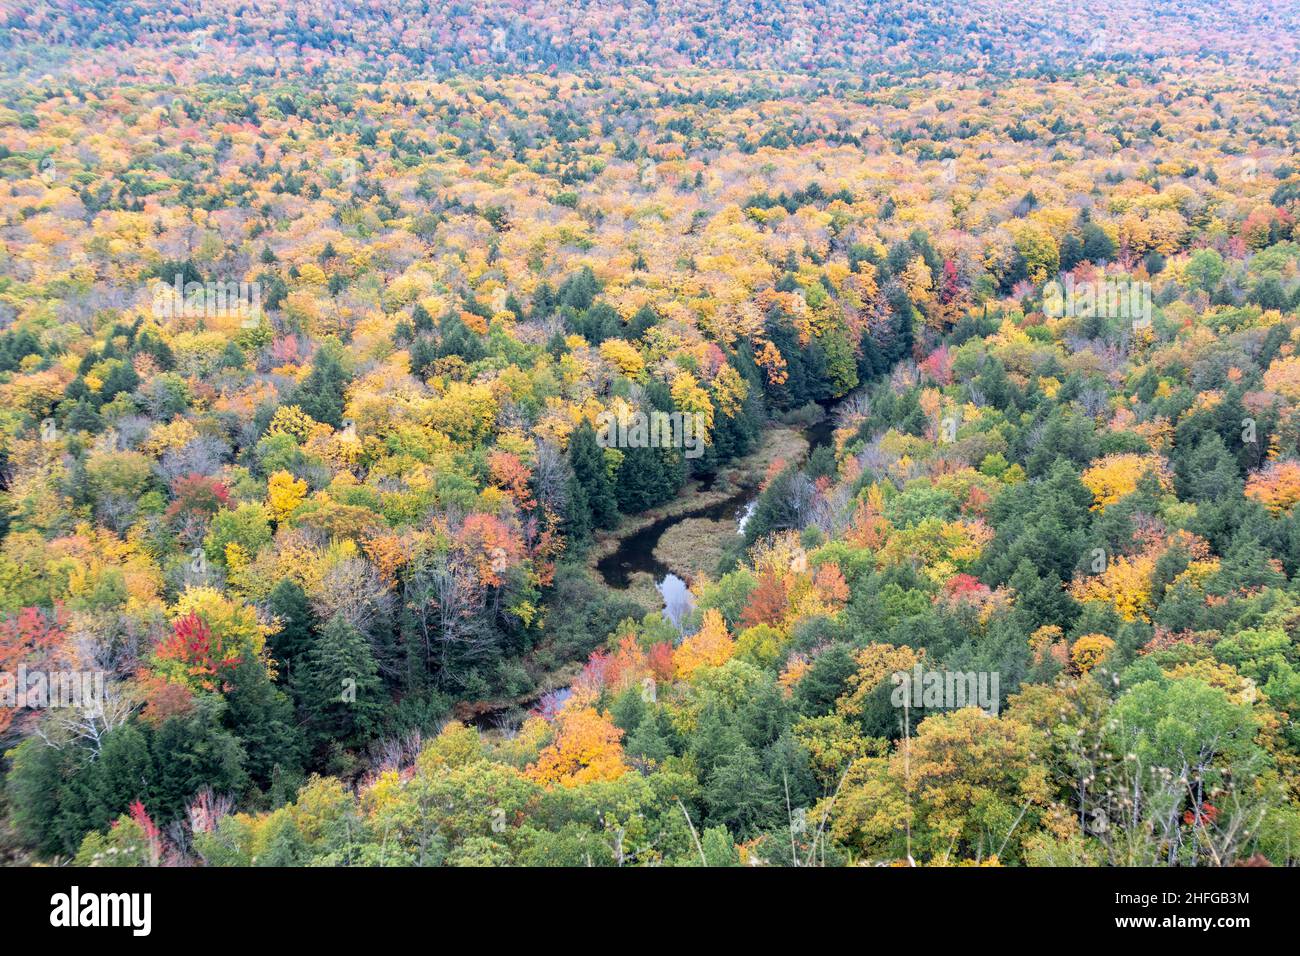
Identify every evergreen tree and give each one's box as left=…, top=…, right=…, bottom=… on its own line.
left=792, top=644, right=857, bottom=716
left=267, top=578, right=316, bottom=686
left=558, top=266, right=599, bottom=311
left=84, top=724, right=154, bottom=832
left=292, top=339, right=351, bottom=427
left=568, top=423, right=619, bottom=529
left=625, top=303, right=657, bottom=340
left=704, top=742, right=778, bottom=839
left=1175, top=432, right=1243, bottom=503
left=1059, top=232, right=1085, bottom=271
left=1081, top=221, right=1116, bottom=263
left=411, top=302, right=434, bottom=332
left=225, top=658, right=302, bottom=791
left=885, top=284, right=916, bottom=364
left=614, top=443, right=679, bottom=513
left=149, top=697, right=249, bottom=822
left=561, top=474, right=593, bottom=549
left=305, top=613, right=384, bottom=747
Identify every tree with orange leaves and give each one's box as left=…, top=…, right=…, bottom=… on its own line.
left=575, top=632, right=650, bottom=696
left=739, top=569, right=789, bottom=630
left=812, top=561, right=850, bottom=607
left=363, top=532, right=413, bottom=588
left=456, top=512, right=525, bottom=588
left=1245, top=460, right=1300, bottom=515
left=488, top=450, right=535, bottom=511
left=754, top=339, right=789, bottom=387
left=674, top=608, right=735, bottom=678
left=526, top=703, right=629, bottom=787
left=845, top=484, right=892, bottom=550
left=647, top=642, right=675, bottom=684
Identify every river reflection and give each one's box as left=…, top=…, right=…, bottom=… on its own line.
left=657, top=573, right=696, bottom=631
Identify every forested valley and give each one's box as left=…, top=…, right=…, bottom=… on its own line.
left=1, top=0, right=1299, bottom=868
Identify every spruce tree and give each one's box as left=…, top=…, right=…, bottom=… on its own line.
left=305, top=613, right=384, bottom=746
left=293, top=340, right=350, bottom=427
left=225, top=658, right=302, bottom=790
left=568, top=423, right=619, bottom=528
left=267, top=577, right=316, bottom=686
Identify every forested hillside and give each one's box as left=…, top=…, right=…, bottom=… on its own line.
left=1, top=1, right=1299, bottom=866
left=6, top=0, right=1298, bottom=74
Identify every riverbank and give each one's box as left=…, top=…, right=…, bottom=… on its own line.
left=588, top=424, right=809, bottom=608
left=451, top=660, right=584, bottom=729
left=463, top=414, right=823, bottom=733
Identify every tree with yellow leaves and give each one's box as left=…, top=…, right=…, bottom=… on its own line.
left=1070, top=552, right=1156, bottom=621
left=1080, top=453, right=1171, bottom=511
left=598, top=338, right=646, bottom=379
left=267, top=470, right=308, bottom=523
left=525, top=703, right=629, bottom=788
left=267, top=404, right=325, bottom=444
left=669, top=370, right=714, bottom=439
left=837, top=643, right=923, bottom=721
left=1070, top=634, right=1115, bottom=675
left=709, top=363, right=749, bottom=418
left=674, top=608, right=735, bottom=678
left=827, top=707, right=1048, bottom=864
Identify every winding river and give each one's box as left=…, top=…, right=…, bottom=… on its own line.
left=595, top=405, right=838, bottom=593
left=463, top=406, right=839, bottom=731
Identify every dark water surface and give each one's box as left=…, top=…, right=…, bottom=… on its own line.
left=594, top=486, right=753, bottom=588
left=595, top=403, right=837, bottom=590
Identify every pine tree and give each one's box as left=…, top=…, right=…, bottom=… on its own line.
left=304, top=613, right=384, bottom=746
left=85, top=724, right=155, bottom=832
left=292, top=339, right=351, bottom=427
left=225, top=658, right=302, bottom=790
left=885, top=285, right=916, bottom=364
left=149, top=696, right=249, bottom=822
left=267, top=577, right=316, bottom=685
left=1081, top=221, right=1116, bottom=263
left=568, top=423, right=619, bottom=529
left=614, top=443, right=678, bottom=513
left=562, top=474, right=593, bottom=548
left=704, top=743, right=778, bottom=839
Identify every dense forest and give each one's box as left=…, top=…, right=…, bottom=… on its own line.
left=1, top=1, right=1299, bottom=867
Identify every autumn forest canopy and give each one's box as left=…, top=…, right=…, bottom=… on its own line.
left=0, top=0, right=1299, bottom=869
